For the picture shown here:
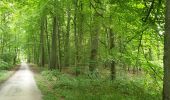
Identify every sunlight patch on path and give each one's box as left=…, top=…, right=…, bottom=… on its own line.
left=0, top=63, right=42, bottom=100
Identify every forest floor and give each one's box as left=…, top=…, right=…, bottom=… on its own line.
left=0, top=63, right=42, bottom=100
left=34, top=66, right=162, bottom=100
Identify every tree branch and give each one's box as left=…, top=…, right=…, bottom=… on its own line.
left=143, top=0, right=155, bottom=22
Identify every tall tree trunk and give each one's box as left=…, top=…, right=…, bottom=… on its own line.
left=89, top=12, right=100, bottom=73
left=73, top=0, right=84, bottom=75
left=33, top=31, right=38, bottom=63
left=77, top=0, right=84, bottom=69
left=73, top=0, right=80, bottom=75
left=57, top=22, right=61, bottom=71
left=64, top=6, right=71, bottom=67
left=109, top=28, right=116, bottom=80
left=40, top=16, right=45, bottom=67
left=45, top=16, right=51, bottom=67
left=163, top=0, right=170, bottom=99
left=50, top=16, right=58, bottom=69
left=108, top=5, right=116, bottom=79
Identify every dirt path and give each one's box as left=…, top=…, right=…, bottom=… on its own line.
left=0, top=63, right=42, bottom=100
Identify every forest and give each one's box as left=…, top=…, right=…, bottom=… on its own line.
left=0, top=0, right=170, bottom=100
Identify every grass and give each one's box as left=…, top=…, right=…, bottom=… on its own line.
left=0, top=70, right=12, bottom=83
left=0, top=64, right=20, bottom=85
left=34, top=67, right=162, bottom=100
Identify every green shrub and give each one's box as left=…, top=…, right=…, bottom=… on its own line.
left=41, top=70, right=64, bottom=82
left=0, top=52, right=15, bottom=63
left=0, top=60, right=12, bottom=70
left=38, top=70, right=162, bottom=100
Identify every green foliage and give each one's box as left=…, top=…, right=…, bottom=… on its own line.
left=0, top=70, right=13, bottom=84
left=0, top=59, right=12, bottom=70
left=37, top=70, right=162, bottom=100
left=0, top=52, right=16, bottom=70
left=0, top=52, right=15, bottom=62
left=41, top=70, right=61, bottom=81
left=0, top=0, right=166, bottom=99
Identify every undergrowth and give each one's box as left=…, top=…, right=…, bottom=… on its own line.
left=0, top=60, right=13, bottom=70
left=36, top=70, right=162, bottom=100
left=0, top=70, right=13, bottom=84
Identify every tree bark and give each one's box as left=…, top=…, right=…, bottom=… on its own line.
left=57, top=22, right=61, bottom=71
left=73, top=0, right=80, bottom=75
left=89, top=12, right=100, bottom=73
left=40, top=16, right=45, bottom=67
left=109, top=28, right=116, bottom=80
left=50, top=16, right=58, bottom=69
left=163, top=0, right=170, bottom=100
left=77, top=0, right=84, bottom=68
left=64, top=5, right=71, bottom=67
left=45, top=16, right=51, bottom=67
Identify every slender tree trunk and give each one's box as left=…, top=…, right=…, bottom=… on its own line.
left=163, top=0, right=170, bottom=99
left=45, top=16, right=51, bottom=67
left=73, top=0, right=80, bottom=75
left=57, top=22, right=61, bottom=71
left=89, top=12, right=100, bottom=73
left=73, top=0, right=84, bottom=75
left=157, top=33, right=161, bottom=60
left=77, top=0, right=84, bottom=68
left=40, top=16, right=45, bottom=67
left=33, top=31, right=38, bottom=63
left=64, top=6, right=71, bottom=67
left=109, top=28, right=116, bottom=80
left=13, top=48, right=17, bottom=65
left=108, top=6, right=116, bottom=79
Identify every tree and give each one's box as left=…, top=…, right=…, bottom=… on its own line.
left=163, top=0, right=170, bottom=99
left=50, top=16, right=58, bottom=69
left=40, top=15, right=45, bottom=67
left=89, top=1, right=101, bottom=73
left=64, top=2, right=71, bottom=67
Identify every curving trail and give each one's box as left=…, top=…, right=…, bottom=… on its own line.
left=0, top=63, right=42, bottom=100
